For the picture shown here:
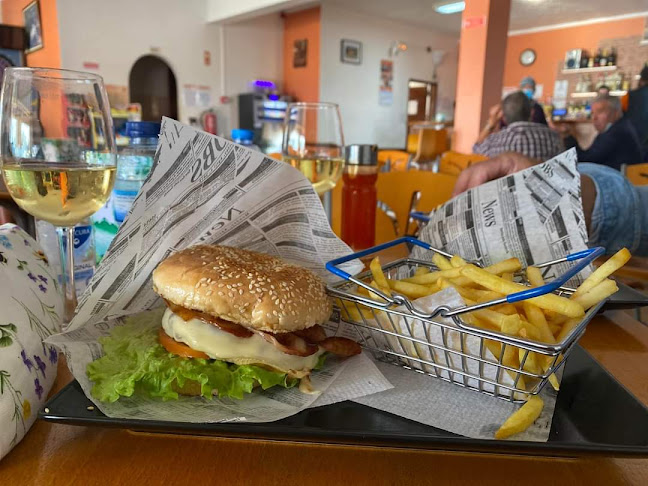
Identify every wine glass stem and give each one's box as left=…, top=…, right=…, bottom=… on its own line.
left=56, top=226, right=78, bottom=325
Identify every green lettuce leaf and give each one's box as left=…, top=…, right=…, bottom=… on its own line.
left=86, top=310, right=297, bottom=402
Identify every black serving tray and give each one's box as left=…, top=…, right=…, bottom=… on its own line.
left=39, top=346, right=648, bottom=457
left=603, top=282, right=648, bottom=310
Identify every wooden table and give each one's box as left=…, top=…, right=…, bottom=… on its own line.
left=1, top=310, right=647, bottom=485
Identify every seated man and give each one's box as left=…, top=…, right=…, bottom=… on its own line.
left=562, top=94, right=643, bottom=170
left=473, top=91, right=562, bottom=161
left=453, top=152, right=648, bottom=256
left=623, top=66, right=648, bottom=160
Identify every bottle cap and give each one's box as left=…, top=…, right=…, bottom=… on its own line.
left=125, top=121, right=161, bottom=138
left=231, top=129, right=254, bottom=141
left=345, top=144, right=377, bottom=166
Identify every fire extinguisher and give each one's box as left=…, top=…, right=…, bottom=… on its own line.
left=201, top=109, right=217, bottom=134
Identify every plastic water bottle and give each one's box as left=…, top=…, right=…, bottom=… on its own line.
left=231, top=129, right=260, bottom=151
left=35, top=218, right=96, bottom=297
left=113, top=121, right=160, bottom=223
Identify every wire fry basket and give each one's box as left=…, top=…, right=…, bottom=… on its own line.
left=326, top=237, right=605, bottom=403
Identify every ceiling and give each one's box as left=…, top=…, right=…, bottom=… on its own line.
left=328, top=0, right=648, bottom=35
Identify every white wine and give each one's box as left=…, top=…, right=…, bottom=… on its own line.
left=2, top=163, right=116, bottom=226
left=283, top=157, right=345, bottom=195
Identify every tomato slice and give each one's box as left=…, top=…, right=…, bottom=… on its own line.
left=158, top=327, right=210, bottom=359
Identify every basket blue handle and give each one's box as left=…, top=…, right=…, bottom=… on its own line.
left=410, top=211, right=431, bottom=223
left=326, top=237, right=604, bottom=305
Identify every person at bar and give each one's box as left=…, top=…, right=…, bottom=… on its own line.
left=561, top=94, right=643, bottom=170
left=519, top=76, right=548, bottom=125
left=623, top=66, right=648, bottom=160
left=452, top=152, right=648, bottom=256
left=473, top=91, right=562, bottom=161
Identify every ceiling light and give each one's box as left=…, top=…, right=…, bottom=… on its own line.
left=434, top=1, right=465, bottom=14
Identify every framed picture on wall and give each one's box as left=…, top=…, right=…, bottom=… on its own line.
left=340, top=39, right=362, bottom=65
left=293, top=39, right=308, bottom=68
left=23, top=1, right=43, bottom=54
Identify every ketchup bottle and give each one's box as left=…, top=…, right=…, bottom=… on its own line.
left=342, top=145, right=378, bottom=250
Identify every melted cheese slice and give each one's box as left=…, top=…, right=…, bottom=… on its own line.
left=161, top=308, right=322, bottom=374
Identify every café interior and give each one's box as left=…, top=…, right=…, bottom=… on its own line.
left=2, top=0, right=648, bottom=483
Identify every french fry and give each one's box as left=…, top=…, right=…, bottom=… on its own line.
left=526, top=266, right=545, bottom=287
left=387, top=279, right=437, bottom=299
left=518, top=349, right=542, bottom=374
left=486, top=258, right=522, bottom=275
left=522, top=302, right=555, bottom=344
left=571, top=279, right=618, bottom=310
left=495, top=395, right=544, bottom=439
left=555, top=318, right=581, bottom=342
left=402, top=267, right=464, bottom=284
left=369, top=257, right=392, bottom=297
left=501, top=272, right=514, bottom=282
left=414, top=267, right=430, bottom=276
left=460, top=264, right=585, bottom=318
left=548, top=373, right=560, bottom=391
left=432, top=253, right=453, bottom=270
left=571, top=247, right=630, bottom=299
left=450, top=255, right=468, bottom=268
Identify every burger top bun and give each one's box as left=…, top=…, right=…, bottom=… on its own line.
left=152, top=245, right=332, bottom=333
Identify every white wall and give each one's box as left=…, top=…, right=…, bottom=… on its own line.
left=320, top=2, right=459, bottom=148
left=57, top=0, right=284, bottom=136
left=57, top=0, right=221, bottom=125
left=222, top=13, right=284, bottom=129
left=207, top=0, right=313, bottom=23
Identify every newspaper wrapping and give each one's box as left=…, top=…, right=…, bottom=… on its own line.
left=46, top=118, right=392, bottom=423
left=412, top=148, right=590, bottom=284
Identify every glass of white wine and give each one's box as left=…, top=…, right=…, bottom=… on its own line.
left=0, top=68, right=117, bottom=325
left=282, top=102, right=345, bottom=199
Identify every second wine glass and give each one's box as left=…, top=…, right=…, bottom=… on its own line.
left=282, top=102, right=345, bottom=196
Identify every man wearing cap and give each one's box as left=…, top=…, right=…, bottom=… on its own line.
left=623, top=66, right=648, bottom=160
left=519, top=76, right=548, bottom=125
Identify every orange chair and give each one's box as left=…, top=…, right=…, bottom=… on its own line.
left=378, top=149, right=410, bottom=172
left=375, top=171, right=457, bottom=245
left=411, top=126, right=448, bottom=170
left=622, top=163, right=648, bottom=186
left=438, top=151, right=488, bottom=177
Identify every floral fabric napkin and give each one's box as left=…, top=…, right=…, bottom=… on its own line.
left=0, top=224, right=62, bottom=461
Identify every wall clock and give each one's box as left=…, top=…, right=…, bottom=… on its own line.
left=520, top=48, right=536, bottom=66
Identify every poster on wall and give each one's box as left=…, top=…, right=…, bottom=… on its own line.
left=379, top=59, right=393, bottom=106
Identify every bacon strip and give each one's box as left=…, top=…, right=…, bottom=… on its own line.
left=319, top=337, right=362, bottom=357
left=293, top=324, right=327, bottom=343
left=258, top=331, right=319, bottom=357
left=166, top=301, right=253, bottom=338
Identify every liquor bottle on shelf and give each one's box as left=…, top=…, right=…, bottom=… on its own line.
left=588, top=55, right=594, bottom=68
left=609, top=47, right=617, bottom=66
left=593, top=48, right=601, bottom=67
left=600, top=48, right=608, bottom=67
left=580, top=51, right=590, bottom=69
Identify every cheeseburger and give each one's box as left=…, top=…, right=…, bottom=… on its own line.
left=87, top=245, right=359, bottom=402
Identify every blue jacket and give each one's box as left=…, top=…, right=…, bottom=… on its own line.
left=565, top=116, right=643, bottom=170
left=624, top=86, right=648, bottom=159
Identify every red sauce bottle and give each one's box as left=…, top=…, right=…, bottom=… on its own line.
left=342, top=145, right=378, bottom=250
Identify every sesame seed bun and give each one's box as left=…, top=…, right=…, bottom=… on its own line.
left=152, top=245, right=332, bottom=333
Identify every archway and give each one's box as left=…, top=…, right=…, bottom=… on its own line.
left=129, top=55, right=178, bottom=121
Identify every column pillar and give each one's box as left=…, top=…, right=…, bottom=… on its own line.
left=453, top=0, right=511, bottom=153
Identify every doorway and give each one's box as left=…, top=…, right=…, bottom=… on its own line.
left=407, top=79, right=437, bottom=124
left=129, top=55, right=178, bottom=121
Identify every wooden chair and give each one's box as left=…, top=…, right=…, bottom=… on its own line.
left=622, top=163, right=648, bottom=186
left=375, top=171, right=457, bottom=245
left=438, top=151, right=489, bottom=177
left=377, top=149, right=410, bottom=172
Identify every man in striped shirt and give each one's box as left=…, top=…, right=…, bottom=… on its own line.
left=473, top=91, right=562, bottom=161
